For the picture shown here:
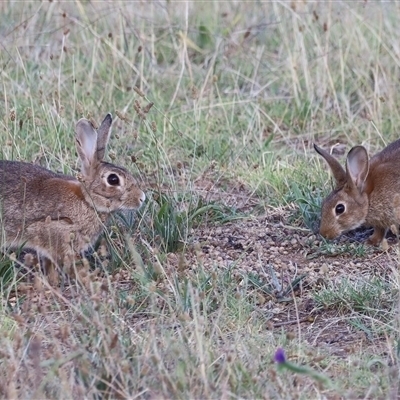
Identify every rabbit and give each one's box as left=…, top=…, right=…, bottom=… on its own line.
left=0, top=113, right=145, bottom=270
left=314, top=139, right=400, bottom=246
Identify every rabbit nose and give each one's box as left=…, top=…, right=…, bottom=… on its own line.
left=139, top=191, right=146, bottom=204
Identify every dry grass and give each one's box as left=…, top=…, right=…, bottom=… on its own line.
left=1, top=0, right=400, bottom=398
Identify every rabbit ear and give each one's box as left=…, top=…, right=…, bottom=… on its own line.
left=96, top=113, right=112, bottom=162
left=75, top=119, right=99, bottom=175
left=346, top=146, right=369, bottom=190
left=314, top=144, right=347, bottom=187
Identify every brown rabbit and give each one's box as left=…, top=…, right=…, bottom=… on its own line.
left=0, top=113, right=145, bottom=269
left=314, top=139, right=400, bottom=246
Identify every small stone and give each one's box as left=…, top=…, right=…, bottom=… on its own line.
left=320, top=264, right=329, bottom=274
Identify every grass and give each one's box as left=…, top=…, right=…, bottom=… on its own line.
left=314, top=276, right=396, bottom=322
left=2, top=0, right=400, bottom=397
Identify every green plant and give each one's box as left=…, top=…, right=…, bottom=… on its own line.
left=313, top=277, right=396, bottom=321
left=142, top=192, right=241, bottom=253
left=247, top=264, right=307, bottom=302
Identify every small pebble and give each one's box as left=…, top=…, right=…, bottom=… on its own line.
left=320, top=264, right=329, bottom=274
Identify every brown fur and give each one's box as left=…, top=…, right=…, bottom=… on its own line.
left=0, top=114, right=145, bottom=267
left=315, top=139, right=400, bottom=246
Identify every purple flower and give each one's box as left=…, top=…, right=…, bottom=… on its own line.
left=274, top=348, right=286, bottom=364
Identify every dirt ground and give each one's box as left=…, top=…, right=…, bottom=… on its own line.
left=185, top=201, right=398, bottom=357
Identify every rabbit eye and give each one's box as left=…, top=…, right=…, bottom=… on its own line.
left=335, top=203, right=345, bottom=215
left=107, top=174, right=120, bottom=186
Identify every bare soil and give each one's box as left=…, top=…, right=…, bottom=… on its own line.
left=186, top=206, right=398, bottom=357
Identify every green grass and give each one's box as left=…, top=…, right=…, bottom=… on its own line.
left=314, top=276, right=397, bottom=322
left=2, top=0, right=400, bottom=397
